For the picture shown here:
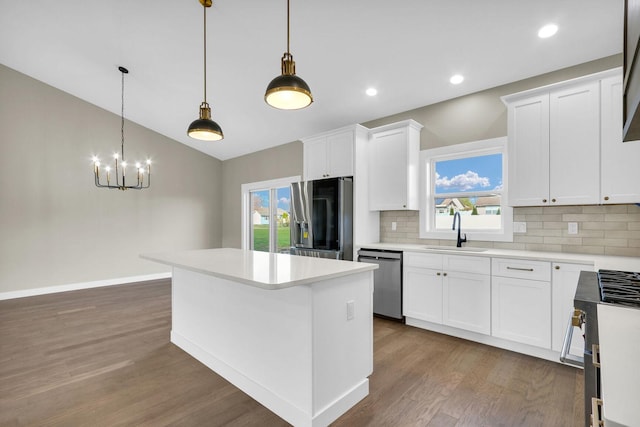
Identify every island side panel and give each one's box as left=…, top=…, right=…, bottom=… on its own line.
left=170, top=267, right=314, bottom=424
left=311, top=270, right=374, bottom=424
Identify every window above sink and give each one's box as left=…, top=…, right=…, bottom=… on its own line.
left=419, top=137, right=514, bottom=243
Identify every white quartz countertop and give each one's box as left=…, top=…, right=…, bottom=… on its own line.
left=357, top=243, right=640, bottom=271
left=141, top=248, right=377, bottom=290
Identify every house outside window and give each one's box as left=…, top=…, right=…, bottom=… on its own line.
left=420, top=137, right=513, bottom=242
left=242, top=176, right=299, bottom=253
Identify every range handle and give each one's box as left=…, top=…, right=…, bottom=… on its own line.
left=560, top=309, right=584, bottom=368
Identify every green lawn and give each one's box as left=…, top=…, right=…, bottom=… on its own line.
left=253, top=224, right=290, bottom=252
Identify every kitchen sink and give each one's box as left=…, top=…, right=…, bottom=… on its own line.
left=422, top=245, right=488, bottom=253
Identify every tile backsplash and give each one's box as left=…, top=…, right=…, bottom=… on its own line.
left=380, top=204, right=640, bottom=257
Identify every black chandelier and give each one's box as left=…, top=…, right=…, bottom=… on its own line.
left=92, top=66, right=151, bottom=190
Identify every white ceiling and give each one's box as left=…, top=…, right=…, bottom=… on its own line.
left=0, top=0, right=622, bottom=161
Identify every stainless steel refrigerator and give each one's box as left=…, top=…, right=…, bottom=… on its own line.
left=289, top=177, right=353, bottom=260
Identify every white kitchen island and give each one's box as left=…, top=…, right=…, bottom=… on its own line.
left=141, top=248, right=377, bottom=427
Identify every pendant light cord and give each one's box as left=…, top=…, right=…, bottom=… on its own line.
left=203, top=3, right=207, bottom=103
left=286, top=0, right=290, bottom=54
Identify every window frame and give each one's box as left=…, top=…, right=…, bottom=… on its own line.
left=241, top=175, right=300, bottom=252
left=419, top=137, right=513, bottom=242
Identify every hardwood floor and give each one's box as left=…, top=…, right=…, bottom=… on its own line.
left=0, top=280, right=583, bottom=426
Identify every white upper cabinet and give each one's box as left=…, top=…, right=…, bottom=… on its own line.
left=549, top=81, right=600, bottom=205
left=503, top=68, right=637, bottom=207
left=302, top=126, right=355, bottom=181
left=368, top=120, right=423, bottom=211
left=600, top=74, right=640, bottom=204
left=507, top=94, right=550, bottom=206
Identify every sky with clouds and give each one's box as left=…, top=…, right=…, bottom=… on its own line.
left=435, top=153, right=502, bottom=194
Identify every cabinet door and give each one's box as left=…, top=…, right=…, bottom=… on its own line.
left=551, top=262, right=593, bottom=355
left=326, top=130, right=354, bottom=178
left=507, top=94, right=550, bottom=206
left=549, top=81, right=600, bottom=205
left=600, top=74, right=640, bottom=204
left=303, top=137, right=328, bottom=180
left=491, top=276, right=551, bottom=348
left=369, top=127, right=416, bottom=210
left=403, top=266, right=443, bottom=323
left=442, top=272, right=490, bottom=335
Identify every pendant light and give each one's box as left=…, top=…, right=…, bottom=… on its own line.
left=92, top=66, right=151, bottom=191
left=264, top=0, right=313, bottom=110
left=188, top=0, right=223, bottom=141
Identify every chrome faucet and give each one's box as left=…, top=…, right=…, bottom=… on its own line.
left=452, top=212, right=467, bottom=248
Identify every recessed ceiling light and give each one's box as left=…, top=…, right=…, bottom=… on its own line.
left=449, top=74, right=464, bottom=85
left=538, top=23, right=558, bottom=38
left=366, top=87, right=378, bottom=96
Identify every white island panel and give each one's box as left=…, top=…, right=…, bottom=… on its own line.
left=142, top=249, right=376, bottom=427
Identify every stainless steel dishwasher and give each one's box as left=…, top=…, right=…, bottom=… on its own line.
left=357, top=249, right=403, bottom=321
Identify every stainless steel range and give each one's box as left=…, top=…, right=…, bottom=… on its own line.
left=567, top=269, right=640, bottom=427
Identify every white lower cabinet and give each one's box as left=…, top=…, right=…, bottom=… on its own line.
left=403, top=266, right=442, bottom=323
left=403, top=252, right=491, bottom=335
left=491, top=258, right=551, bottom=349
left=492, top=276, right=551, bottom=348
left=443, top=271, right=491, bottom=335
left=403, top=251, right=598, bottom=364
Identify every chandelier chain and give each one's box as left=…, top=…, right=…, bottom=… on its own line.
left=121, top=69, right=125, bottom=161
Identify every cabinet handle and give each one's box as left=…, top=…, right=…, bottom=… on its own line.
left=604, top=196, right=610, bottom=201
left=542, top=199, right=547, bottom=203
left=436, top=272, right=441, bottom=276
left=555, top=265, right=560, bottom=270
left=551, top=198, right=556, bottom=203
left=403, top=204, right=406, bottom=208
left=591, top=398, right=604, bottom=427
left=506, top=266, right=534, bottom=272
left=443, top=272, right=447, bottom=277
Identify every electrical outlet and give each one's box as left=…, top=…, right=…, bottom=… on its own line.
left=514, top=222, right=527, bottom=233
left=347, top=300, right=355, bottom=320
left=391, top=221, right=397, bottom=231
left=568, top=222, right=578, bottom=235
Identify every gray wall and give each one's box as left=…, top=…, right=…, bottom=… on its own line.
left=221, top=141, right=302, bottom=248
left=0, top=64, right=223, bottom=293
left=363, top=54, right=622, bottom=149
left=221, top=55, right=638, bottom=256
left=2, top=53, right=628, bottom=294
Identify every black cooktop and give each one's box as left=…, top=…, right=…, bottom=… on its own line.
left=598, top=269, right=640, bottom=307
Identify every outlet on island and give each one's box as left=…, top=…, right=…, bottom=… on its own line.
left=347, top=300, right=355, bottom=320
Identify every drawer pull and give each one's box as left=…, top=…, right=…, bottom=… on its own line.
left=506, top=266, right=534, bottom=272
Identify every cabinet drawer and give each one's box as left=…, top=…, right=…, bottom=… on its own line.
left=444, top=255, right=490, bottom=275
left=492, top=258, right=551, bottom=281
left=404, top=252, right=442, bottom=269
